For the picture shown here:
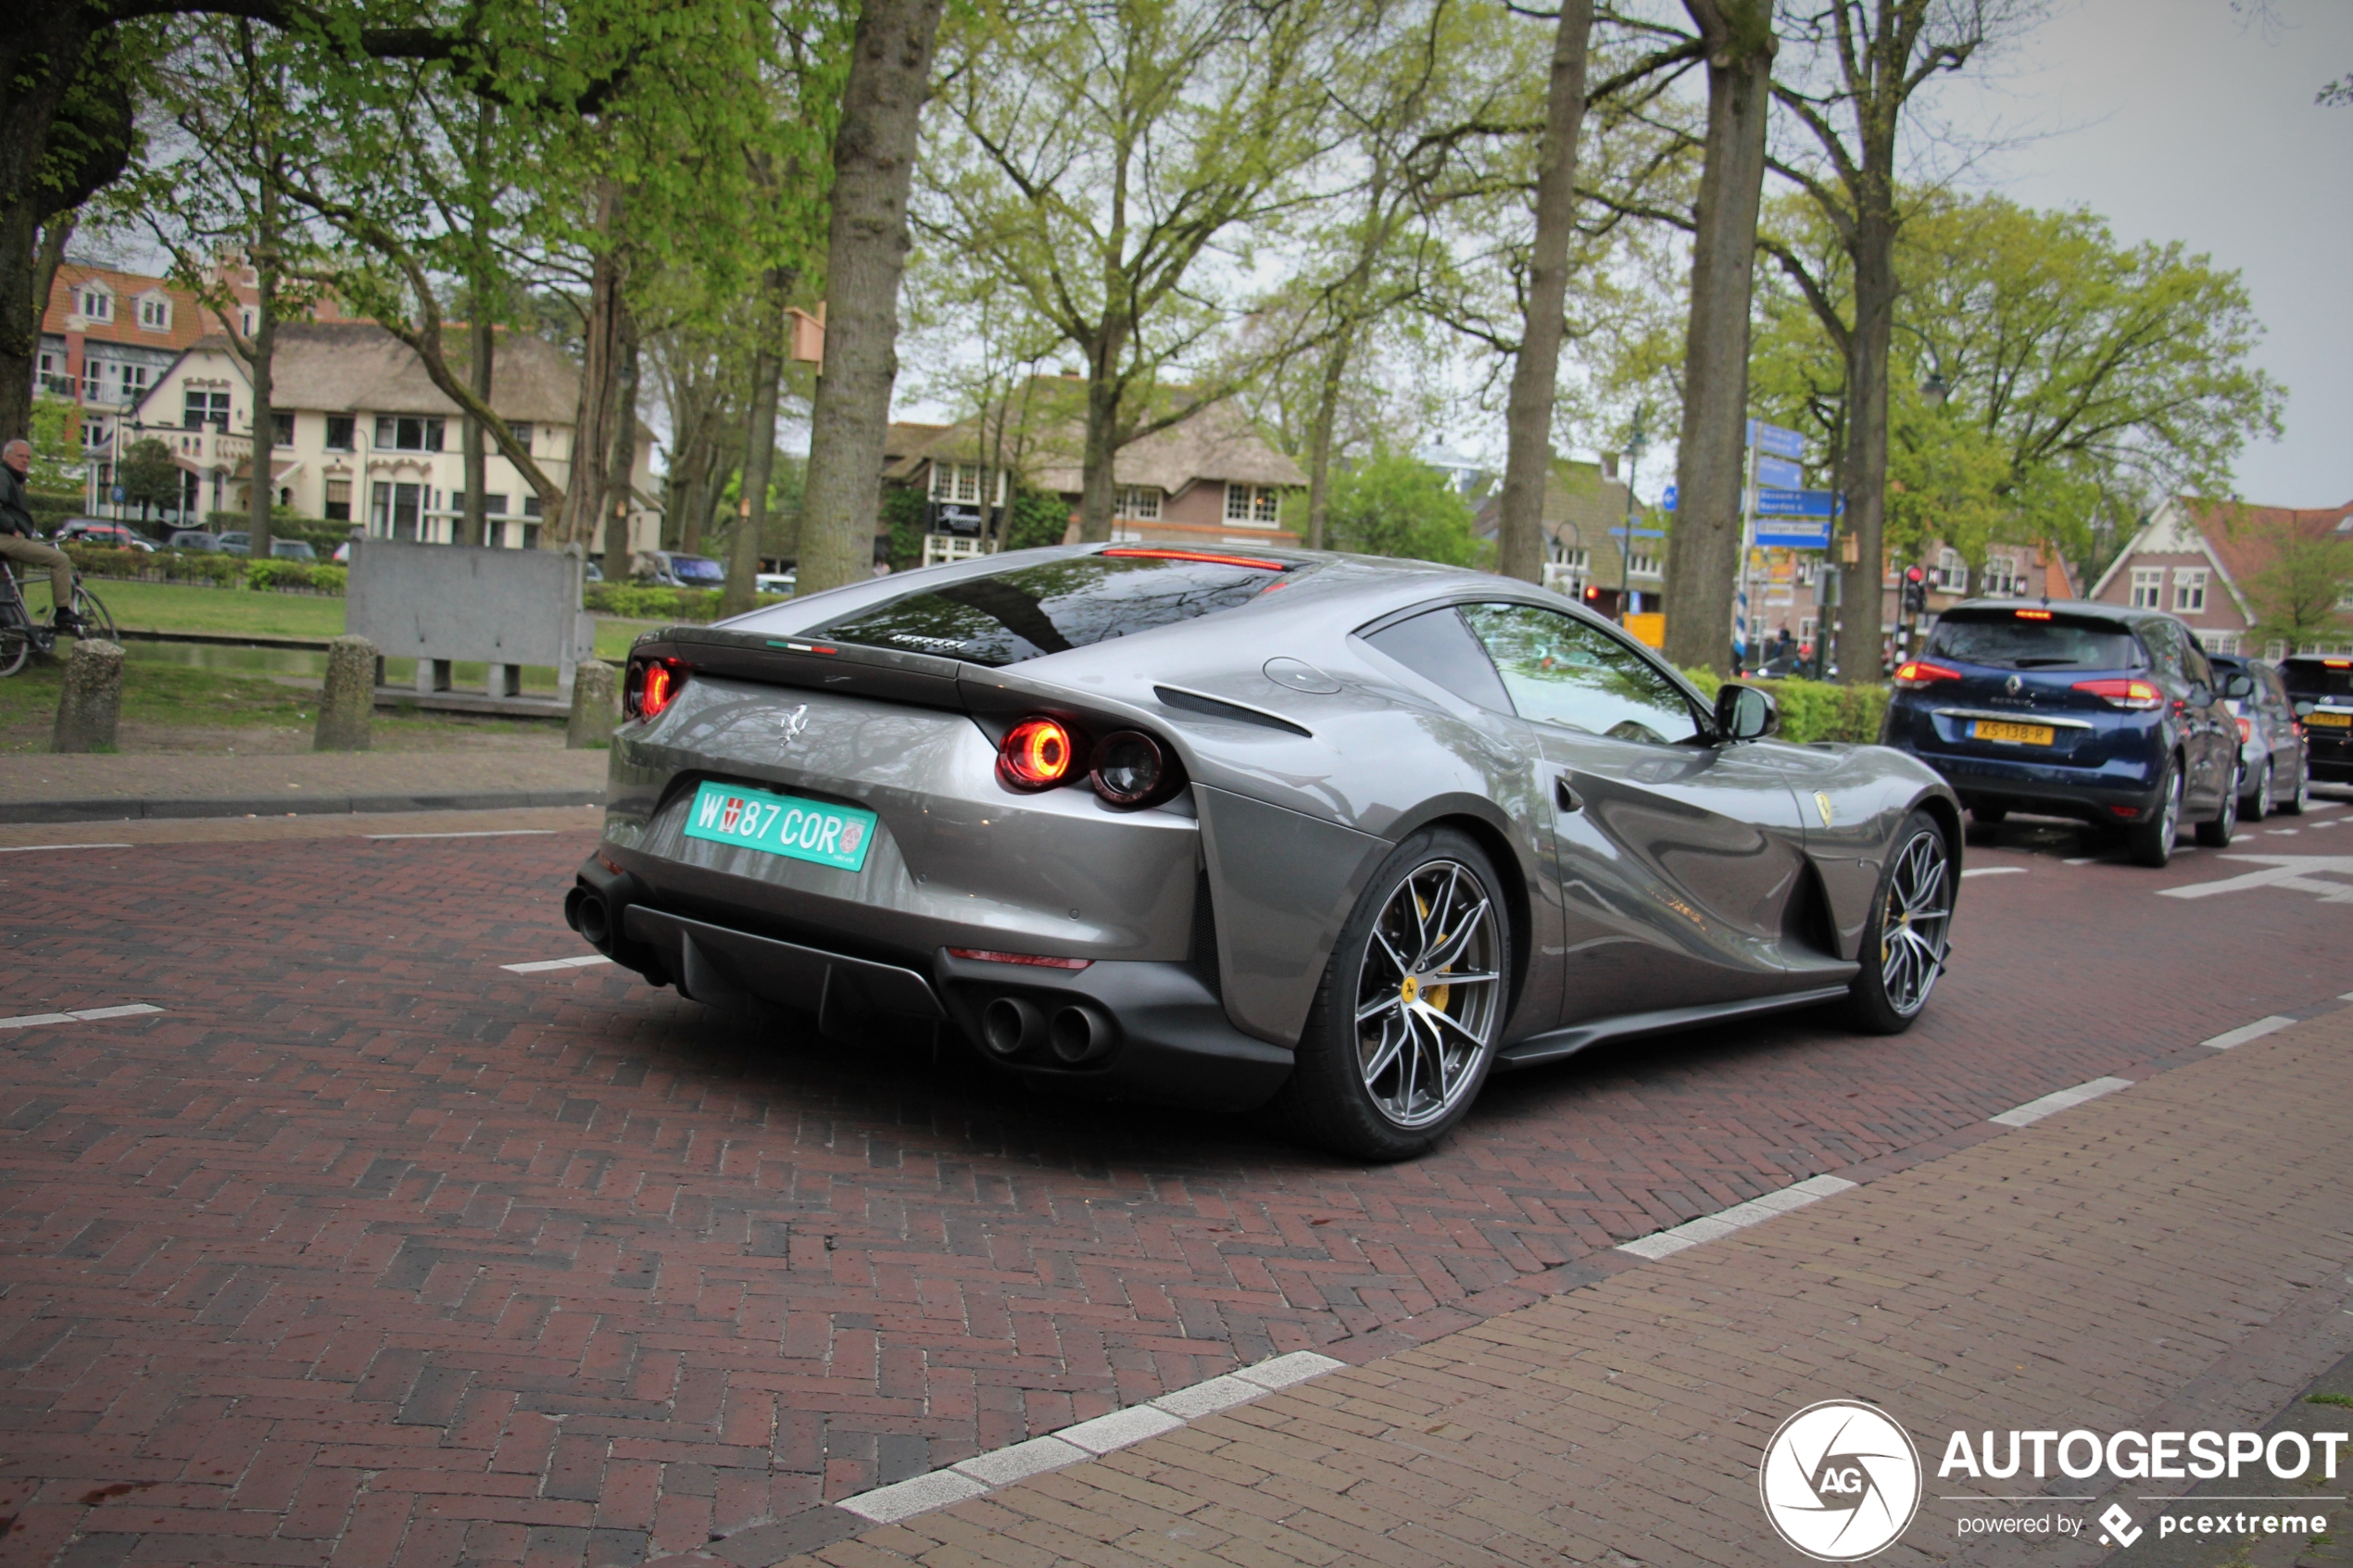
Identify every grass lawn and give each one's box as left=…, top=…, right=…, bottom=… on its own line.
left=60, top=577, right=662, bottom=659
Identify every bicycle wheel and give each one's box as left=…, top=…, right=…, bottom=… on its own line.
left=0, top=625, right=30, bottom=678
left=72, top=585, right=118, bottom=642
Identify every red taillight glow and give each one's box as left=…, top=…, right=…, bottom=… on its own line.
left=1893, top=660, right=1960, bottom=689
left=998, top=717, right=1079, bottom=791
left=2015, top=608, right=2053, bottom=620
left=948, top=947, right=1093, bottom=971
left=2327, top=659, right=2352, bottom=669
left=627, top=657, right=689, bottom=720
left=2236, top=716, right=2254, bottom=743
left=2073, top=677, right=2163, bottom=710
left=1100, top=547, right=1289, bottom=571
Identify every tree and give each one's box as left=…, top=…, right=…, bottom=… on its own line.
left=920, top=0, right=1337, bottom=549
left=119, top=436, right=181, bottom=522
left=2241, top=521, right=2353, bottom=654
left=1660, top=0, right=1775, bottom=674
left=1760, top=0, right=2042, bottom=680
left=1323, top=448, right=1480, bottom=565
left=796, top=0, right=950, bottom=596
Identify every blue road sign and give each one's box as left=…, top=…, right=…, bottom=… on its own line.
left=1756, top=520, right=1832, bottom=549
left=1756, top=486, right=1841, bottom=519
left=1661, top=483, right=1677, bottom=512
left=1755, top=455, right=1804, bottom=490
left=1747, top=420, right=1806, bottom=460
left=1608, top=526, right=1666, bottom=539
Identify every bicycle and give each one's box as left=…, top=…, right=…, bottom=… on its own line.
left=0, top=559, right=117, bottom=678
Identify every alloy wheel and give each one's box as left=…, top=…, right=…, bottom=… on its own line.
left=1353, top=860, right=1503, bottom=1130
left=1876, top=829, right=1952, bottom=1017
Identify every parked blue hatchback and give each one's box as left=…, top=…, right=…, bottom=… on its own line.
left=1879, top=600, right=2241, bottom=867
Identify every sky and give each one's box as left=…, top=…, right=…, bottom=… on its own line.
left=1929, top=0, right=2353, bottom=508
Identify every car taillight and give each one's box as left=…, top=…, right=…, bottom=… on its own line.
left=1892, top=660, right=1959, bottom=689
left=2072, top=677, right=2163, bottom=711
left=625, top=657, right=689, bottom=720
left=998, top=717, right=1081, bottom=791
left=2236, top=716, right=2253, bottom=743
left=1089, top=730, right=1177, bottom=809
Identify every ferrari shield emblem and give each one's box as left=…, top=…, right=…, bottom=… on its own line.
left=1815, top=791, right=1835, bottom=827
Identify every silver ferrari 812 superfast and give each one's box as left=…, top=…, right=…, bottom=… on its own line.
left=566, top=545, right=1961, bottom=1159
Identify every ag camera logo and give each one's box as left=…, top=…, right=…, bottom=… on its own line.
left=1760, top=1400, right=1924, bottom=1561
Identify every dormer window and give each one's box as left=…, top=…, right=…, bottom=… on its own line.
left=137, top=294, right=171, bottom=331
left=79, top=284, right=113, bottom=322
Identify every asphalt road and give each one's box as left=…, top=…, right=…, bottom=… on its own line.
left=1, top=799, right=2348, bottom=1566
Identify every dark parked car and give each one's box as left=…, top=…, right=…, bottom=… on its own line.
left=167, top=529, right=220, bottom=553
left=2208, top=653, right=2309, bottom=818
left=566, top=546, right=1963, bottom=1160
left=2279, top=656, right=2353, bottom=786
left=55, top=520, right=156, bottom=551
left=644, top=551, right=725, bottom=589
left=1880, top=600, right=2241, bottom=866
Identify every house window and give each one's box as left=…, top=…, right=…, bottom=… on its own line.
left=522, top=495, right=544, bottom=519
left=183, top=389, right=230, bottom=430
left=373, top=416, right=446, bottom=451
left=1115, top=485, right=1162, bottom=521
left=1225, top=483, right=1282, bottom=526
left=82, top=417, right=110, bottom=451
left=2173, top=568, right=2208, bottom=613
left=1981, top=556, right=2020, bottom=596
left=923, top=533, right=994, bottom=568
left=271, top=411, right=294, bottom=447
left=483, top=493, right=509, bottom=516
left=324, top=416, right=355, bottom=451
left=324, top=479, right=352, bottom=522
left=2129, top=567, right=2163, bottom=609
left=137, top=295, right=170, bottom=331
left=2197, top=630, right=2241, bottom=654
left=1931, top=548, right=1968, bottom=594
left=79, top=285, right=112, bottom=321
left=1553, top=546, right=1591, bottom=571
left=506, top=422, right=532, bottom=455
left=36, top=348, right=70, bottom=396
left=239, top=307, right=257, bottom=337
left=930, top=461, right=985, bottom=504
left=1628, top=551, right=1661, bottom=578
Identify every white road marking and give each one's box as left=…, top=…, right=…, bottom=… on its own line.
left=2269, top=828, right=2300, bottom=835
left=1617, top=1173, right=1856, bottom=1261
left=369, top=830, right=559, bottom=841
left=0, top=843, right=132, bottom=854
left=501, top=954, right=615, bottom=974
left=1961, top=866, right=2026, bottom=878
left=0, top=1003, right=164, bottom=1032
left=2201, top=1015, right=2296, bottom=1049
left=1989, top=1076, right=2133, bottom=1128
left=838, top=1350, right=1347, bottom=1524
left=2159, top=854, right=2353, bottom=904
left=2062, top=856, right=2100, bottom=865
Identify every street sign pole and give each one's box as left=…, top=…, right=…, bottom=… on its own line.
left=1735, top=436, right=1757, bottom=671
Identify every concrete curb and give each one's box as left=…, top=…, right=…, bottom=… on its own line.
left=0, top=788, right=604, bottom=824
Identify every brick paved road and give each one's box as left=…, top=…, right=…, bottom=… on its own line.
left=0, top=805, right=2347, bottom=1565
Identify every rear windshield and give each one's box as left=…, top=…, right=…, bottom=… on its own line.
left=1924, top=611, right=2145, bottom=671
left=2280, top=659, right=2353, bottom=699
left=813, top=550, right=1291, bottom=668
left=669, top=556, right=726, bottom=584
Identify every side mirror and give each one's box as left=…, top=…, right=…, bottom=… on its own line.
left=1715, top=682, right=1780, bottom=743
left=2223, top=673, right=2255, bottom=699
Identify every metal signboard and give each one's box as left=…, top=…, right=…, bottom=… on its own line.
left=1747, top=420, right=1806, bottom=460
left=1755, top=519, right=1832, bottom=549
left=1755, top=487, right=1841, bottom=519
left=1755, top=456, right=1804, bottom=490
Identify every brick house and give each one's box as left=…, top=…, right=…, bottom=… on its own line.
left=2085, top=495, right=2353, bottom=656
left=881, top=379, right=1304, bottom=565
left=1471, top=456, right=1663, bottom=620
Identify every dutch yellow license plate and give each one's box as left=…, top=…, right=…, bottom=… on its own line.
left=1971, top=720, right=2056, bottom=746
left=2309, top=710, right=2352, bottom=728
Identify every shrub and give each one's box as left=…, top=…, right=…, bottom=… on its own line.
left=585, top=583, right=790, bottom=622
left=245, top=559, right=348, bottom=595
left=60, top=544, right=346, bottom=595
left=1683, top=666, right=1889, bottom=745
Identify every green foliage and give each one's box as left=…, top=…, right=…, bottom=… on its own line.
left=584, top=583, right=790, bottom=621
left=1324, top=449, right=1479, bottom=566
left=882, top=487, right=928, bottom=572
left=118, top=438, right=181, bottom=514
left=1001, top=491, right=1070, bottom=552
left=2230, top=515, right=2353, bottom=652
left=1680, top=666, right=1889, bottom=745
left=25, top=396, right=87, bottom=495
left=62, top=544, right=346, bottom=595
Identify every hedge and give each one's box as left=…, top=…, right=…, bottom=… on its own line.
left=585, top=583, right=791, bottom=621
left=62, top=544, right=347, bottom=596
left=1682, top=667, right=1890, bottom=746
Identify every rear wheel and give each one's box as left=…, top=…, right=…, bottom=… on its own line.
left=2196, top=759, right=2240, bottom=847
left=71, top=586, right=116, bottom=642
left=2128, top=759, right=2183, bottom=868
left=2280, top=756, right=2310, bottom=815
left=2241, top=759, right=2271, bottom=822
left=1842, top=810, right=1954, bottom=1035
left=1276, top=828, right=1511, bottom=1161
left=0, top=625, right=29, bottom=679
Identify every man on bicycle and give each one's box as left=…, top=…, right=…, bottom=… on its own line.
left=1, top=438, right=82, bottom=633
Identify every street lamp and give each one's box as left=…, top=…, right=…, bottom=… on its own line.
left=1618, top=408, right=1647, bottom=625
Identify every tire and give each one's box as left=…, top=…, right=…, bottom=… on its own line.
left=2241, top=759, right=2270, bottom=823
left=1275, top=828, right=1512, bottom=1161
left=0, top=626, right=28, bottom=680
left=2196, top=759, right=2240, bottom=847
left=1964, top=805, right=2005, bottom=845
left=2128, top=758, right=2183, bottom=868
left=2280, top=756, right=2309, bottom=816
left=1842, top=809, right=1955, bottom=1035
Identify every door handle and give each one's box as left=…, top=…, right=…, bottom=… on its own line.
left=1555, top=775, right=1583, bottom=812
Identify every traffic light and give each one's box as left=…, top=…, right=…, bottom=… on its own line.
left=1902, top=565, right=1927, bottom=616
left=1583, top=584, right=1600, bottom=602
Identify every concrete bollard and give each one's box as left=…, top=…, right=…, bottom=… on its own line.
left=315, top=634, right=377, bottom=751
left=567, top=659, right=620, bottom=749
left=51, top=637, right=125, bottom=753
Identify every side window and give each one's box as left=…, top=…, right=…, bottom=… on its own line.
left=2183, top=638, right=2215, bottom=690
left=1459, top=603, right=1704, bottom=746
left=1359, top=607, right=1511, bottom=712
left=2141, top=622, right=2185, bottom=685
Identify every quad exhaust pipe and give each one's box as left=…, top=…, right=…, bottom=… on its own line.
left=979, top=995, right=1117, bottom=1065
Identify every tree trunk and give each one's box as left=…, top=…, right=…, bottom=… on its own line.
left=603, top=303, right=640, bottom=564
left=245, top=179, right=280, bottom=562
left=1304, top=323, right=1357, bottom=553
left=722, top=268, right=788, bottom=618
left=1076, top=341, right=1125, bottom=545
left=1494, top=0, right=1595, bottom=585
left=464, top=312, right=495, bottom=546
left=796, top=0, right=949, bottom=594
left=562, top=186, right=624, bottom=551
left=1834, top=208, right=1896, bottom=684
left=31, top=215, right=72, bottom=366
left=1661, top=0, right=1775, bottom=676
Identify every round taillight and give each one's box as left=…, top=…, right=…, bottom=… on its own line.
left=628, top=657, right=687, bottom=720
left=1089, top=730, right=1168, bottom=808
left=999, top=717, right=1079, bottom=791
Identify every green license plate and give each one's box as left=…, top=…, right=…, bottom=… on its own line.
left=682, top=781, right=878, bottom=872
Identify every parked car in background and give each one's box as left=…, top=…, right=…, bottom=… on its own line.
left=643, top=551, right=725, bottom=589
left=1879, top=600, right=2241, bottom=867
left=167, top=530, right=221, bottom=553
left=584, top=558, right=605, bottom=583
left=55, top=520, right=156, bottom=552
left=755, top=571, right=796, bottom=596
left=269, top=539, right=318, bottom=561
left=2208, top=653, right=2309, bottom=818
left=2279, top=656, right=2353, bottom=787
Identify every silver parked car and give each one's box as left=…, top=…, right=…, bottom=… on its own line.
left=566, top=546, right=1964, bottom=1159
left=2208, top=653, right=2309, bottom=818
